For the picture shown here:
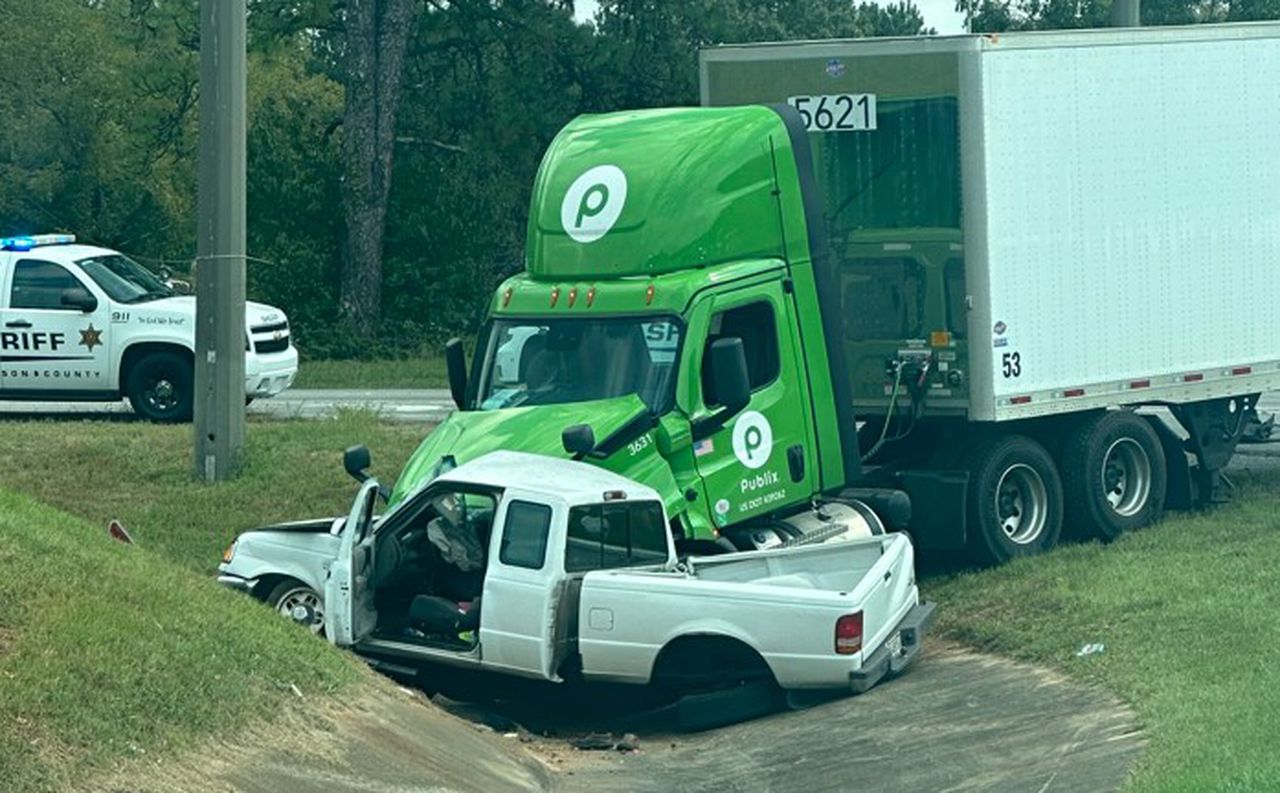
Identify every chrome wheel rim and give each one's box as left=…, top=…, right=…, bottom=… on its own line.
left=276, top=587, right=324, bottom=634
left=1102, top=437, right=1152, bottom=517
left=996, top=463, right=1048, bottom=545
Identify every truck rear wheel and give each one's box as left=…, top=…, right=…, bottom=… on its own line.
left=965, top=435, right=1063, bottom=566
left=126, top=352, right=193, bottom=423
left=1061, top=411, right=1166, bottom=542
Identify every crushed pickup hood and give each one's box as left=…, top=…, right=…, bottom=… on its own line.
left=246, top=517, right=341, bottom=534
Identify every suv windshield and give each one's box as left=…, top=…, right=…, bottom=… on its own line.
left=477, top=317, right=682, bottom=413
left=77, top=254, right=174, bottom=304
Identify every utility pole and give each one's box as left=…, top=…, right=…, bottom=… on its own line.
left=194, top=0, right=247, bottom=481
left=1110, top=0, right=1140, bottom=26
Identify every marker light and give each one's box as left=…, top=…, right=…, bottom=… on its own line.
left=502, top=287, right=513, bottom=308
left=602, top=490, right=627, bottom=501
left=567, top=287, right=578, bottom=308
left=550, top=287, right=561, bottom=308
left=0, top=233, right=75, bottom=251
left=586, top=286, right=597, bottom=307
left=645, top=284, right=655, bottom=305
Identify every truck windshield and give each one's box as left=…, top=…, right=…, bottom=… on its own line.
left=77, top=254, right=174, bottom=304
left=477, top=317, right=682, bottom=413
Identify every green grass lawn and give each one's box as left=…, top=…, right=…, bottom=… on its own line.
left=0, top=412, right=428, bottom=574
left=0, top=489, right=371, bottom=792
left=927, top=468, right=1280, bottom=792
left=0, top=413, right=432, bottom=791
left=293, top=356, right=448, bottom=390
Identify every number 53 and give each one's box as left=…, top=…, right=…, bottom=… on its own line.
left=1001, top=352, right=1022, bottom=378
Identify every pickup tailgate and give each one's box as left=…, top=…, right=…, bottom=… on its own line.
left=576, top=533, right=930, bottom=690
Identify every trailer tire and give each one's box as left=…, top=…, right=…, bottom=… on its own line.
left=965, top=435, right=1063, bottom=566
left=1061, top=410, right=1166, bottom=542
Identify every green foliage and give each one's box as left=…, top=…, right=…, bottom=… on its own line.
left=0, top=0, right=931, bottom=359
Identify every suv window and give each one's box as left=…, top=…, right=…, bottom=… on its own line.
left=701, top=301, right=779, bottom=406
left=564, top=501, right=667, bottom=573
left=499, top=500, right=552, bottom=570
left=10, top=260, right=86, bottom=310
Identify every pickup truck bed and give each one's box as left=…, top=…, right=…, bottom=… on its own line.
left=577, top=533, right=928, bottom=691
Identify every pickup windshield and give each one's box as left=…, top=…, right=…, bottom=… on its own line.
left=77, top=254, right=174, bottom=304
left=476, top=317, right=682, bottom=413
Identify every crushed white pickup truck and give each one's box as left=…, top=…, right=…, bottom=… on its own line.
left=219, top=450, right=934, bottom=725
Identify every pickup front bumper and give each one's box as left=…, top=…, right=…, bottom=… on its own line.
left=850, top=601, right=936, bottom=694
left=216, top=572, right=258, bottom=595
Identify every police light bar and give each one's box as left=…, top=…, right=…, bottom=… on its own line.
left=0, top=234, right=76, bottom=251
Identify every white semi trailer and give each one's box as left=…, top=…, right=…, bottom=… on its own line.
left=701, top=23, right=1280, bottom=563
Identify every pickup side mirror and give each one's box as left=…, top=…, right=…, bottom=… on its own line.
left=61, top=287, right=97, bottom=313
left=562, top=423, right=596, bottom=459
left=343, top=444, right=372, bottom=483
left=693, top=338, right=751, bottom=440
left=445, top=337, right=468, bottom=410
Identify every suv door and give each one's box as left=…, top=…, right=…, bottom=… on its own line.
left=690, top=282, right=818, bottom=529
left=1, top=258, right=110, bottom=392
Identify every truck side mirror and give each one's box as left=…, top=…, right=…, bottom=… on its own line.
left=61, top=287, right=97, bottom=313
left=445, top=337, right=468, bottom=410
left=562, top=423, right=596, bottom=459
left=693, top=338, right=751, bottom=441
left=343, top=444, right=372, bottom=483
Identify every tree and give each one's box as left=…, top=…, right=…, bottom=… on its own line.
left=960, top=0, right=1280, bottom=32
left=339, top=0, right=419, bottom=339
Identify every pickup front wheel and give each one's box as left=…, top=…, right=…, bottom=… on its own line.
left=965, top=435, right=1063, bottom=566
left=126, top=352, right=193, bottom=423
left=265, top=580, right=325, bottom=635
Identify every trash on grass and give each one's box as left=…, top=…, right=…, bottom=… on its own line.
left=1076, top=643, right=1106, bottom=657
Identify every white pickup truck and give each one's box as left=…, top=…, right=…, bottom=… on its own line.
left=0, top=233, right=297, bottom=420
left=219, top=450, right=933, bottom=721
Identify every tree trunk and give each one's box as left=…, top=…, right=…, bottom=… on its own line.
left=340, top=0, right=417, bottom=339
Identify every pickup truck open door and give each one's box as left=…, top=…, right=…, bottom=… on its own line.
left=323, top=478, right=380, bottom=646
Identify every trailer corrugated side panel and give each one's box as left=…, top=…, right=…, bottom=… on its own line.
left=968, top=27, right=1280, bottom=420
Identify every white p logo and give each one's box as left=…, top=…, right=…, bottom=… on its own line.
left=561, top=165, right=627, bottom=243
left=732, top=411, right=773, bottom=470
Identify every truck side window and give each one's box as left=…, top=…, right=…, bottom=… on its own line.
left=499, top=500, right=552, bottom=570
left=10, top=260, right=85, bottom=310
left=565, top=501, right=667, bottom=572
left=701, top=301, right=779, bottom=406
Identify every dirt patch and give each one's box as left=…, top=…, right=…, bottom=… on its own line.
left=82, top=681, right=550, bottom=793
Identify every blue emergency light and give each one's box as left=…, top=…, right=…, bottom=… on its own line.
left=0, top=233, right=76, bottom=251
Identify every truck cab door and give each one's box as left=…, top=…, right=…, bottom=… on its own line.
left=323, top=479, right=381, bottom=646
left=478, top=492, right=564, bottom=680
left=1, top=258, right=110, bottom=392
left=690, top=281, right=818, bottom=529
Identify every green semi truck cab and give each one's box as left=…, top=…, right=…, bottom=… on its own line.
left=394, top=105, right=884, bottom=551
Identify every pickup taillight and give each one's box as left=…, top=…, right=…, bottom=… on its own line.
left=835, top=612, right=863, bottom=655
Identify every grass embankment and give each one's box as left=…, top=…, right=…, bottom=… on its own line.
left=0, top=490, right=365, bottom=791
left=0, top=413, right=431, bottom=790
left=929, top=469, right=1280, bottom=792
left=0, top=412, right=426, bottom=573
left=293, top=356, right=448, bottom=390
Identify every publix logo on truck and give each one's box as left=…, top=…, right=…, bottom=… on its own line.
left=561, top=165, right=627, bottom=243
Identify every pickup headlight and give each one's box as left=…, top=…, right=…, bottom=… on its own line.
left=222, top=540, right=237, bottom=563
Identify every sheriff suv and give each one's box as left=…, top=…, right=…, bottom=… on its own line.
left=0, top=234, right=297, bottom=421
